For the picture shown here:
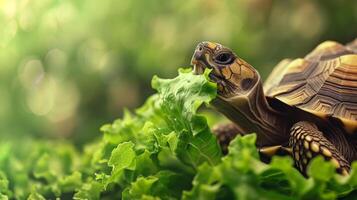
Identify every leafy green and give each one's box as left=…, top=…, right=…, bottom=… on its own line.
left=183, top=134, right=357, bottom=200
left=90, top=68, right=221, bottom=198
left=2, top=68, right=357, bottom=199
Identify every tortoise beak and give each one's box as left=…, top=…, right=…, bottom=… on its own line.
left=191, top=59, right=205, bottom=75
left=191, top=43, right=209, bottom=75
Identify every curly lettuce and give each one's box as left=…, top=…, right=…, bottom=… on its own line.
left=2, top=68, right=357, bottom=199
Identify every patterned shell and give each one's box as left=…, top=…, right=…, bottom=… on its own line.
left=264, top=39, right=357, bottom=133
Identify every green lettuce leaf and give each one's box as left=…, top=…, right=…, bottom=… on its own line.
left=96, top=68, right=221, bottom=195
left=184, top=134, right=357, bottom=200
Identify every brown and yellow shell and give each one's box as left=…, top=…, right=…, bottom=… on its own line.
left=264, top=39, right=357, bottom=133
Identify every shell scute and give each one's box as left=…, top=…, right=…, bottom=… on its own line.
left=264, top=40, right=357, bottom=133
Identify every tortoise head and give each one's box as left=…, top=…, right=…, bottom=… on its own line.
left=191, top=42, right=288, bottom=147
left=191, top=41, right=260, bottom=99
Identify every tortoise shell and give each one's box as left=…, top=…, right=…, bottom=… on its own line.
left=264, top=39, right=357, bottom=134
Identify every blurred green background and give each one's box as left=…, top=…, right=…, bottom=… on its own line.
left=0, top=0, right=356, bottom=144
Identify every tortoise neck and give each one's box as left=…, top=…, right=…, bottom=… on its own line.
left=252, top=84, right=290, bottom=146
left=213, top=82, right=289, bottom=147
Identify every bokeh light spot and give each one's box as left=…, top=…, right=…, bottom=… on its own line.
left=26, top=76, right=56, bottom=116
left=78, top=38, right=108, bottom=72
left=18, top=59, right=45, bottom=89
left=19, top=10, right=34, bottom=31
left=47, top=81, right=80, bottom=123
left=0, top=19, right=18, bottom=47
left=2, top=0, right=17, bottom=19
left=45, top=48, right=68, bottom=76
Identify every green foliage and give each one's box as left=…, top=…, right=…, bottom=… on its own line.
left=183, top=135, right=357, bottom=200
left=2, top=69, right=357, bottom=199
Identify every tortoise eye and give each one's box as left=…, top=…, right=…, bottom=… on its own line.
left=215, top=52, right=234, bottom=65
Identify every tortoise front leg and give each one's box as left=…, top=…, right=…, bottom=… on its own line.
left=212, top=123, right=243, bottom=154
left=213, top=123, right=292, bottom=159
left=289, top=121, right=350, bottom=175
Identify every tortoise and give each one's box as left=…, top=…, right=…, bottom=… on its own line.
left=191, top=39, right=357, bottom=175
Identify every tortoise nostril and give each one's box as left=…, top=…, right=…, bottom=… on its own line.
left=194, top=50, right=203, bottom=60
